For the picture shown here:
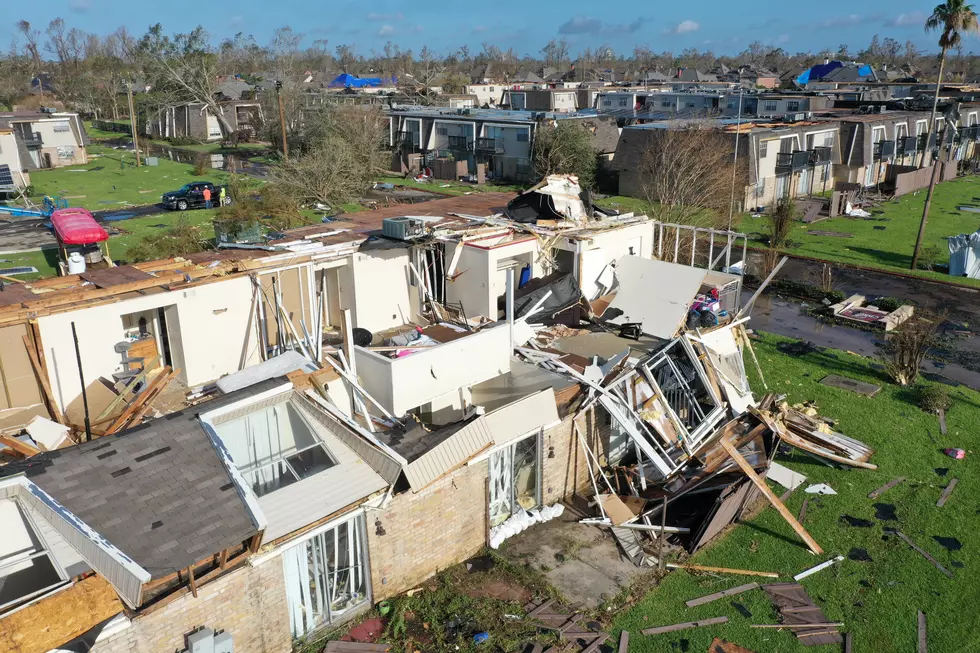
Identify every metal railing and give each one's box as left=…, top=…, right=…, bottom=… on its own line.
left=654, top=221, right=748, bottom=281
left=809, top=146, right=832, bottom=164
left=475, top=137, right=502, bottom=153
left=775, top=150, right=811, bottom=172
left=447, top=135, right=471, bottom=151
left=395, top=131, right=420, bottom=151
left=897, top=135, right=918, bottom=155
left=873, top=140, right=896, bottom=160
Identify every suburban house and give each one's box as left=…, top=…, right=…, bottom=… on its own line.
left=0, top=127, right=29, bottom=194
left=0, top=110, right=88, bottom=170
left=596, top=90, right=831, bottom=120
left=502, top=88, right=580, bottom=112
left=0, top=187, right=758, bottom=653
left=610, top=118, right=842, bottom=210
left=385, top=107, right=618, bottom=182
left=833, top=110, right=943, bottom=188
left=147, top=99, right=264, bottom=141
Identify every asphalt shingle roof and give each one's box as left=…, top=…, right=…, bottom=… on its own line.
left=0, top=381, right=283, bottom=578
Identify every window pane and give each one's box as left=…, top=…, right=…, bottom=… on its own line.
left=246, top=461, right=298, bottom=497
left=287, top=445, right=335, bottom=479
left=512, top=436, right=539, bottom=512
left=0, top=554, right=62, bottom=609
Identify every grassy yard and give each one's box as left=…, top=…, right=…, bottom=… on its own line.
left=741, top=175, right=980, bottom=287
left=375, top=176, right=525, bottom=196
left=613, top=332, right=980, bottom=653
left=23, top=145, right=231, bottom=211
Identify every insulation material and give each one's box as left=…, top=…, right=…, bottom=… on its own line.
left=0, top=324, right=44, bottom=411
left=948, top=230, right=980, bottom=279
left=489, top=503, right=564, bottom=549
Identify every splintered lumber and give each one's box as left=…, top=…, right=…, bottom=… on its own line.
left=845, top=632, right=853, bottom=653
left=640, top=616, right=728, bottom=636
left=936, top=478, right=958, bottom=507
left=750, top=622, right=843, bottom=629
left=918, top=611, right=927, bottom=653
left=685, top=583, right=759, bottom=608
left=868, top=477, right=906, bottom=500
left=793, top=556, right=844, bottom=581
left=617, top=631, right=629, bottom=653
left=526, top=598, right=556, bottom=617
left=103, top=366, right=175, bottom=435
left=721, top=437, right=824, bottom=555
left=22, top=334, right=65, bottom=425
left=894, top=531, right=954, bottom=578
left=0, top=433, right=41, bottom=457
left=761, top=583, right=843, bottom=646
left=666, top=563, right=778, bottom=578
left=580, top=633, right=609, bottom=653
left=777, top=430, right=878, bottom=469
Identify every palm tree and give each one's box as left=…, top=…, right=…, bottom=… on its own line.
left=911, top=0, right=980, bottom=270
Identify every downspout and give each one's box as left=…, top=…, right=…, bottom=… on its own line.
left=846, top=123, right=858, bottom=182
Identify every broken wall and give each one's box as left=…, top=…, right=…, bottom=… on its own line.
left=348, top=248, right=416, bottom=333
left=90, top=559, right=292, bottom=653
left=36, top=276, right=256, bottom=413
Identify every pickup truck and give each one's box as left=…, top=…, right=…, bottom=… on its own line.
left=161, top=181, right=228, bottom=211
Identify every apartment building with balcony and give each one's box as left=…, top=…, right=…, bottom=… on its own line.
left=0, top=110, right=88, bottom=170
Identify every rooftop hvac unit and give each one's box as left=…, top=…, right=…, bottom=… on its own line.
left=383, top=216, right=426, bottom=241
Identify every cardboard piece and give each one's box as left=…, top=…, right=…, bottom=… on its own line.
left=601, top=494, right=646, bottom=526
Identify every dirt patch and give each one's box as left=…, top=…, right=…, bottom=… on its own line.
left=464, top=578, right=532, bottom=603
left=342, top=617, right=385, bottom=643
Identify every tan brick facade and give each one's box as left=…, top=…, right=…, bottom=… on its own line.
left=90, top=558, right=292, bottom=653
left=368, top=408, right=609, bottom=599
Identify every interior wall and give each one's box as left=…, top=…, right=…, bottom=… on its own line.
left=573, top=223, right=655, bottom=300
left=0, top=324, right=44, bottom=410
left=349, top=248, right=414, bottom=334
left=37, top=276, right=256, bottom=413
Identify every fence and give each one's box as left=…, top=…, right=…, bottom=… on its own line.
left=890, top=162, right=957, bottom=197
left=653, top=221, right=749, bottom=273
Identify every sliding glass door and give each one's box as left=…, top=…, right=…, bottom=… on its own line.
left=283, top=514, right=369, bottom=638
left=488, top=434, right=541, bottom=527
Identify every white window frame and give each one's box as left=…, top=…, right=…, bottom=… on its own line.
left=488, top=431, right=542, bottom=527
left=915, top=119, right=928, bottom=135
left=0, top=499, right=70, bottom=614
left=763, top=100, right=778, bottom=112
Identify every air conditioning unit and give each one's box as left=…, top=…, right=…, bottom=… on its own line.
left=383, top=216, right=426, bottom=241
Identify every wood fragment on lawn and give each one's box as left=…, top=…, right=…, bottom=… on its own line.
left=761, top=583, right=843, bottom=646
left=580, top=633, right=609, bottom=653
left=617, top=631, right=629, bottom=653
left=918, top=611, right=927, bottom=653
left=526, top=598, right=555, bottom=617
left=868, top=477, right=906, bottom=499
left=721, top=437, right=823, bottom=554
left=750, top=622, right=843, bottom=629
left=685, top=583, right=759, bottom=608
left=845, top=632, right=853, bottom=653
left=798, top=498, right=809, bottom=524
left=938, top=408, right=947, bottom=436
left=819, top=374, right=880, bottom=397
left=806, top=230, right=853, bottom=238
left=640, top=616, right=729, bottom=635
left=936, top=478, right=958, bottom=507
left=666, top=563, right=779, bottom=578
left=893, top=531, right=953, bottom=578
left=793, top=556, right=844, bottom=581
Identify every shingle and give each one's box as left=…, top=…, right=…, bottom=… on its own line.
left=0, top=381, right=284, bottom=578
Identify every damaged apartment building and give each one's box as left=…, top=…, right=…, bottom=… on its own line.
left=0, top=177, right=870, bottom=653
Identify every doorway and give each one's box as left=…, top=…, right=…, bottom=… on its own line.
left=489, top=433, right=542, bottom=527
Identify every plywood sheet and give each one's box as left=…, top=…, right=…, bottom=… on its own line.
left=80, top=265, right=154, bottom=288
left=0, top=575, right=123, bottom=653
left=0, top=324, right=44, bottom=410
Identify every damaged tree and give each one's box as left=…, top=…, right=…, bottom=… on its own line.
left=532, top=120, right=599, bottom=190
left=880, top=311, right=946, bottom=385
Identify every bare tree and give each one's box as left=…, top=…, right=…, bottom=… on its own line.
left=136, top=24, right=236, bottom=136
left=636, top=122, right=743, bottom=228
left=880, top=311, right=947, bottom=385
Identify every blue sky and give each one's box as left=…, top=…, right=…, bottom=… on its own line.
left=0, top=0, right=969, bottom=58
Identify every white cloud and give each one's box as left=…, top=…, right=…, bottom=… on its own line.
left=69, top=0, right=91, bottom=11
left=818, top=14, right=864, bottom=28
left=889, top=11, right=926, bottom=26
left=673, top=20, right=700, bottom=34
left=230, top=15, right=244, bottom=28
left=777, top=33, right=790, bottom=44
left=377, top=24, right=396, bottom=36
left=558, top=16, right=603, bottom=34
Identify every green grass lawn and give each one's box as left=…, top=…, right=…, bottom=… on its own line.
left=23, top=145, right=231, bottom=211
left=742, top=176, right=980, bottom=287
left=613, top=332, right=980, bottom=652
left=375, top=176, right=525, bottom=196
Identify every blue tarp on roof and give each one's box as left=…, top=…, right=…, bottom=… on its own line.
left=857, top=64, right=874, bottom=78
left=328, top=73, right=394, bottom=88
left=796, top=60, right=844, bottom=85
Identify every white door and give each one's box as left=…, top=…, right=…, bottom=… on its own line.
left=206, top=111, right=222, bottom=140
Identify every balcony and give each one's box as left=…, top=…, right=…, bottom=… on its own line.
left=775, top=150, right=812, bottom=173
left=447, top=135, right=472, bottom=152
left=395, top=130, right=421, bottom=149
left=873, top=140, right=896, bottom=160
left=897, top=135, right=918, bottom=156
left=475, top=137, right=503, bottom=154
left=809, top=146, right=832, bottom=165
left=20, top=132, right=42, bottom=149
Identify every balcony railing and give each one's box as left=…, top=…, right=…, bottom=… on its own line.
left=873, top=140, right=896, bottom=160
left=809, top=146, right=832, bottom=165
left=395, top=131, right=420, bottom=152
left=447, top=135, right=472, bottom=151
left=21, top=132, right=42, bottom=148
left=475, top=137, right=503, bottom=154
left=897, top=135, right=917, bottom=155
left=775, top=150, right=812, bottom=172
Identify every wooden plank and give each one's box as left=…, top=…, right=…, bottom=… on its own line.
left=895, top=531, right=954, bottom=578
left=527, top=598, right=556, bottom=618
left=218, top=548, right=229, bottom=570
left=685, top=583, right=759, bottom=608
left=0, top=432, right=41, bottom=456
left=918, top=610, right=927, bottom=653
left=819, top=374, right=880, bottom=396
left=580, top=633, right=609, bottom=653
left=93, top=356, right=160, bottom=422
left=187, top=564, right=198, bottom=598
left=666, top=563, right=779, bottom=578
left=721, top=437, right=823, bottom=555
left=798, top=498, right=809, bottom=524
left=80, top=265, right=155, bottom=288
left=617, top=631, right=629, bottom=653
left=750, top=622, right=842, bottom=629
left=868, top=477, right=906, bottom=499
left=783, top=606, right=822, bottom=614
left=641, top=616, right=729, bottom=635
left=21, top=334, right=65, bottom=425
left=936, top=478, right=958, bottom=507
left=777, top=430, right=878, bottom=469
left=845, top=632, right=853, bottom=653
left=938, top=408, right=947, bottom=436
left=102, top=366, right=173, bottom=435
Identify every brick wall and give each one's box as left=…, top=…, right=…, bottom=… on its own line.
left=368, top=408, right=610, bottom=599
left=90, top=558, right=292, bottom=653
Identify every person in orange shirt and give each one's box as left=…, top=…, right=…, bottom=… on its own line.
left=203, top=186, right=212, bottom=209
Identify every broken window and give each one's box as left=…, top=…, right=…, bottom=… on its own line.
left=282, top=514, right=368, bottom=637
left=0, top=499, right=68, bottom=613
left=489, top=434, right=541, bottom=527
left=215, top=400, right=336, bottom=497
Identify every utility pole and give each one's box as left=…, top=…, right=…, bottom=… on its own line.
left=911, top=123, right=949, bottom=270
left=276, top=81, right=289, bottom=161
left=126, top=82, right=142, bottom=167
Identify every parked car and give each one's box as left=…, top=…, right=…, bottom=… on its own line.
left=161, top=181, right=228, bottom=211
